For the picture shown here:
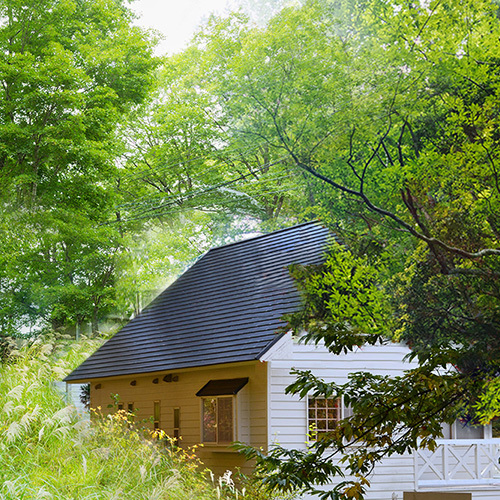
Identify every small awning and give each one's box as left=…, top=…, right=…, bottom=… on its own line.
left=196, top=377, right=249, bottom=397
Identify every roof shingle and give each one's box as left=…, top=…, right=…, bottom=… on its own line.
left=65, top=221, right=330, bottom=382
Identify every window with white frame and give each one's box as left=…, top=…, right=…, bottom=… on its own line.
left=308, top=397, right=342, bottom=439
left=441, top=420, right=489, bottom=439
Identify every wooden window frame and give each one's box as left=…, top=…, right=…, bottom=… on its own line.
left=173, top=407, right=180, bottom=439
left=201, top=395, right=235, bottom=445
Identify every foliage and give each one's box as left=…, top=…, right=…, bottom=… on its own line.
left=179, top=0, right=500, bottom=264
left=0, top=0, right=156, bottom=204
left=118, top=8, right=313, bottom=227
left=0, top=335, right=262, bottom=500
left=286, top=246, right=392, bottom=354
left=0, top=0, right=311, bottom=339
left=182, top=0, right=500, bottom=498
left=0, top=0, right=158, bottom=336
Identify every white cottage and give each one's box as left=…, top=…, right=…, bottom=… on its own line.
left=65, top=222, right=500, bottom=500
left=263, top=334, right=500, bottom=500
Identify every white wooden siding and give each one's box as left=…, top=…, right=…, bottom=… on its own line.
left=267, top=334, right=500, bottom=500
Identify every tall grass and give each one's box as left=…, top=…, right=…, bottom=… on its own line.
left=0, top=336, right=261, bottom=500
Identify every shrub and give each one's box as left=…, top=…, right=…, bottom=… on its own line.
left=0, top=335, right=256, bottom=500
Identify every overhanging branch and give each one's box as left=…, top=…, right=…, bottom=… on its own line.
left=293, top=159, right=500, bottom=259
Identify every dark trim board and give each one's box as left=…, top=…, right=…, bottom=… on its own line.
left=196, top=378, right=249, bottom=396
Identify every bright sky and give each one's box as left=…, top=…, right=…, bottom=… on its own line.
left=130, top=0, right=235, bottom=55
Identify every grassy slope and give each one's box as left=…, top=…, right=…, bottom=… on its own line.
left=0, top=337, right=251, bottom=500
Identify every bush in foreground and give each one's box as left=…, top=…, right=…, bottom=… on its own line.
left=0, top=336, right=263, bottom=500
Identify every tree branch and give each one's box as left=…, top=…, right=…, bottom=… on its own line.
left=292, top=157, right=500, bottom=259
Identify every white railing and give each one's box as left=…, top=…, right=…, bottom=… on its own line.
left=415, top=439, right=500, bottom=488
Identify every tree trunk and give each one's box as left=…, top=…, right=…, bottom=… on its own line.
left=91, top=309, right=99, bottom=336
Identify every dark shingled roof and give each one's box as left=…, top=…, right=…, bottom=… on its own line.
left=65, top=221, right=330, bottom=382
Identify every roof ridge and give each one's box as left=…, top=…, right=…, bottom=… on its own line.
left=207, top=220, right=324, bottom=253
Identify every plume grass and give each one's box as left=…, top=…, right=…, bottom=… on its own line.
left=0, top=335, right=266, bottom=500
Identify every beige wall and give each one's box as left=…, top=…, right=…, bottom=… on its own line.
left=89, top=360, right=268, bottom=477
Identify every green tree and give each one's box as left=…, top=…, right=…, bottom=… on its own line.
left=173, top=0, right=500, bottom=498
left=118, top=9, right=316, bottom=231
left=0, top=0, right=158, bottom=336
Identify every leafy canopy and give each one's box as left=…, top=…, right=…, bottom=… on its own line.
left=0, top=0, right=158, bottom=335
left=186, top=0, right=500, bottom=498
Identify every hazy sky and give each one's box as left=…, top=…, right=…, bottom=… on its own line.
left=130, top=0, right=234, bottom=55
